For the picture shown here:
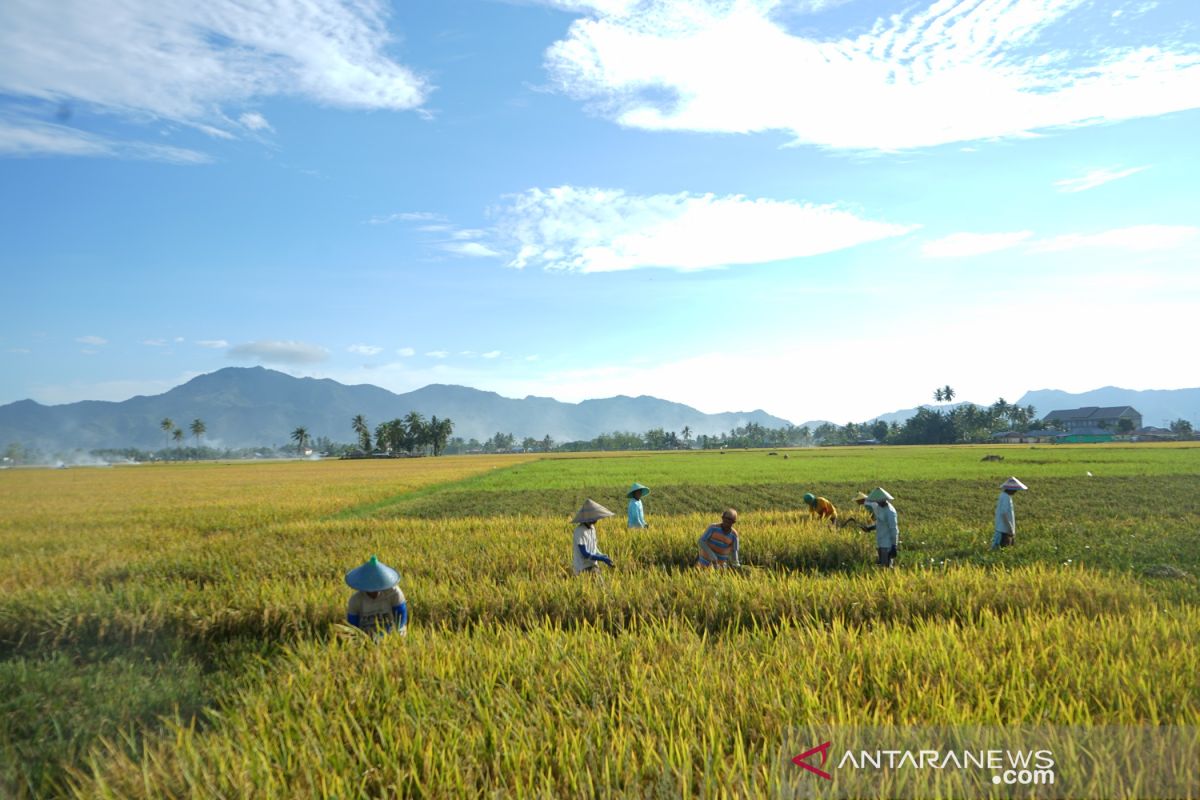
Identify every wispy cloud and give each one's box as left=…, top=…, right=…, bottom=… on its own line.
left=442, top=242, right=501, bottom=258
left=228, top=339, right=329, bottom=365
left=498, top=186, right=915, bottom=272
left=396, top=347, right=415, bottom=357
left=0, top=0, right=428, bottom=157
left=426, top=350, right=449, bottom=358
left=0, top=117, right=211, bottom=163
left=1054, top=166, right=1149, bottom=193
left=141, top=339, right=168, bottom=347
left=482, top=350, right=502, bottom=359
left=347, top=344, right=384, bottom=356
left=367, top=211, right=446, bottom=225
left=544, top=0, right=1200, bottom=150
left=1029, top=225, right=1198, bottom=253
left=197, top=339, right=229, bottom=349
left=922, top=231, right=1034, bottom=258
left=7, top=348, right=31, bottom=354
left=75, top=335, right=108, bottom=346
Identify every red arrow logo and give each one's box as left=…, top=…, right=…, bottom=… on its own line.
left=792, top=741, right=833, bottom=780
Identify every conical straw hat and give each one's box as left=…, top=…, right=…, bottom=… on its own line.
left=626, top=482, right=651, bottom=498
left=1001, top=477, right=1028, bottom=491
left=345, top=555, right=400, bottom=592
left=866, top=487, right=894, bottom=502
left=573, top=498, right=615, bottom=523
left=852, top=491, right=869, bottom=503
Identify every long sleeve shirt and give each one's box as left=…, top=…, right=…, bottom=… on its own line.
left=346, top=586, right=408, bottom=634
left=872, top=505, right=899, bottom=550
left=809, top=497, right=837, bottom=520
left=573, top=524, right=610, bottom=573
left=994, top=492, right=1015, bottom=535
left=627, top=498, right=647, bottom=528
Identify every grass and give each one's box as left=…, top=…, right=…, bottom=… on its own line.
left=1, top=445, right=1197, bottom=798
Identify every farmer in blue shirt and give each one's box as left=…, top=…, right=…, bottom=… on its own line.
left=627, top=482, right=650, bottom=529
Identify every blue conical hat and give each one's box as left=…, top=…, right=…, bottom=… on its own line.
left=1001, top=477, right=1028, bottom=491
left=627, top=482, right=650, bottom=498
left=866, top=487, right=893, bottom=502
left=345, top=555, right=400, bottom=592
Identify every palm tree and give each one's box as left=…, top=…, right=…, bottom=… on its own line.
left=291, top=426, right=310, bottom=454
left=351, top=414, right=371, bottom=452
left=403, top=411, right=426, bottom=454
left=431, top=417, right=454, bottom=456
left=942, top=385, right=955, bottom=403
left=189, top=419, right=206, bottom=449
left=172, top=428, right=184, bottom=450
left=159, top=417, right=174, bottom=452
left=934, top=387, right=945, bottom=403
left=681, top=425, right=692, bottom=444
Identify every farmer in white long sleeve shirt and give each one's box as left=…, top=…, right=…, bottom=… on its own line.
left=992, top=477, right=1027, bottom=549
left=572, top=499, right=616, bottom=574
left=865, top=487, right=899, bottom=567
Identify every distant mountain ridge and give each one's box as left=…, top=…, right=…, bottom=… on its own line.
left=0, top=367, right=794, bottom=451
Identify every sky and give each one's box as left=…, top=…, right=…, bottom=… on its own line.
left=2, top=0, right=1198, bottom=426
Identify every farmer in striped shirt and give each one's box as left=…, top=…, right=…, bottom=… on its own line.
left=697, top=508, right=741, bottom=568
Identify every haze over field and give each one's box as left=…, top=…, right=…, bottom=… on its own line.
left=3, top=0, right=1198, bottom=424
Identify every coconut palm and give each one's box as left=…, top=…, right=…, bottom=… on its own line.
left=934, top=387, right=945, bottom=403
left=189, top=419, right=206, bottom=449
left=351, top=414, right=371, bottom=452
left=942, top=385, right=956, bottom=403
left=291, top=426, right=310, bottom=454
left=159, top=417, right=174, bottom=452
left=172, top=428, right=184, bottom=450
left=403, top=411, right=426, bottom=453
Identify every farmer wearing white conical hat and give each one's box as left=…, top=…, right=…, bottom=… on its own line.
left=626, top=482, right=650, bottom=529
left=992, top=477, right=1028, bottom=549
left=345, top=555, right=408, bottom=636
left=572, top=499, right=616, bottom=574
left=864, top=488, right=899, bottom=567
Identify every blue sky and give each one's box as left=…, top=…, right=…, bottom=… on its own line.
left=2, top=0, right=1198, bottom=425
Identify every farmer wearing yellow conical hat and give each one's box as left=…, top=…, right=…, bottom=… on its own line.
left=864, top=488, right=899, bottom=567
left=802, top=492, right=837, bottom=523
left=626, top=482, right=650, bottom=529
left=345, top=555, right=408, bottom=636
left=572, top=499, right=616, bottom=574
left=992, top=477, right=1028, bottom=549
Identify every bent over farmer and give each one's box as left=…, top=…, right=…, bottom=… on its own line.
left=992, top=477, right=1027, bottom=549
left=697, top=508, right=741, bottom=568
left=803, top=492, right=838, bottom=523
left=573, top=499, right=616, bottom=574
left=345, top=555, right=408, bottom=636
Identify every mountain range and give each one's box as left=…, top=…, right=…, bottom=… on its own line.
left=0, top=367, right=793, bottom=452
left=1, top=368, right=1196, bottom=453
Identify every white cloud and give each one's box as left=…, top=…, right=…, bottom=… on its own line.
left=0, top=117, right=211, bottom=162
left=0, top=0, right=428, bottom=156
left=1030, top=225, right=1198, bottom=253
left=76, top=335, right=107, bottom=346
left=239, top=112, right=273, bottom=132
left=922, top=231, right=1034, bottom=258
left=227, top=339, right=329, bottom=365
left=8, top=347, right=31, bottom=354
left=426, top=350, right=449, bottom=358
left=498, top=186, right=915, bottom=272
left=1054, top=166, right=1149, bottom=193
left=367, top=211, right=445, bottom=225
left=347, top=344, right=384, bottom=356
left=544, top=0, right=1200, bottom=150
left=396, top=347, right=415, bottom=357
left=482, top=350, right=502, bottom=359
left=442, top=242, right=501, bottom=258
left=141, top=338, right=168, bottom=347
left=197, top=339, right=229, bottom=349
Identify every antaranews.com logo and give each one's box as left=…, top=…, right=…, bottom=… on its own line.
left=792, top=740, right=1056, bottom=786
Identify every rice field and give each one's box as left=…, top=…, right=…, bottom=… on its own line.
left=1, top=444, right=1198, bottom=798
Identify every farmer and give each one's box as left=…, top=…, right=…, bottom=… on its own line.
left=697, top=508, right=741, bottom=568
left=992, top=477, right=1028, bottom=549
left=627, top=482, right=650, bottom=529
left=345, top=555, right=408, bottom=636
left=864, top=488, right=899, bottom=567
left=803, top=492, right=838, bottom=523
left=573, top=499, right=616, bottom=574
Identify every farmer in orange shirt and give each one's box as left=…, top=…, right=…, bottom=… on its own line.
left=803, top=493, right=838, bottom=523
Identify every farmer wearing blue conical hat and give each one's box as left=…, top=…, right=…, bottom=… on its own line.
left=803, top=492, right=838, bottom=523
left=572, top=499, right=616, bottom=575
left=992, top=477, right=1027, bottom=549
left=627, top=482, right=650, bottom=529
left=345, top=555, right=408, bottom=636
left=864, top=488, right=899, bottom=567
